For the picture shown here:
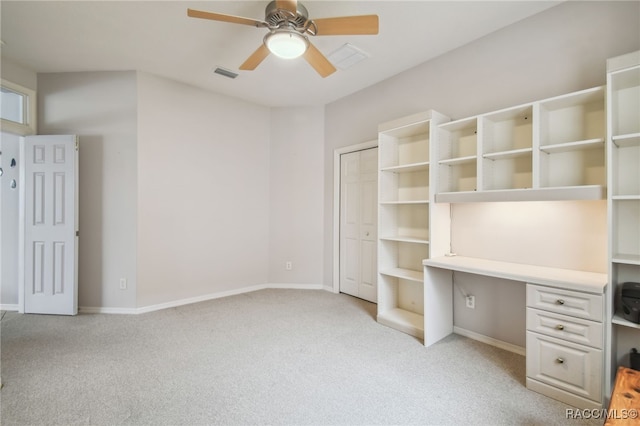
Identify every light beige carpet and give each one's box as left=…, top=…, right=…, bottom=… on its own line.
left=1, top=289, right=601, bottom=425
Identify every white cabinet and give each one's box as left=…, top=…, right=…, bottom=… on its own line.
left=526, top=283, right=604, bottom=409
left=377, top=110, right=450, bottom=339
left=436, top=86, right=606, bottom=203
left=605, top=50, right=640, bottom=399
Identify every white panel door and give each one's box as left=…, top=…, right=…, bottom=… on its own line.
left=340, top=148, right=378, bottom=303
left=24, top=135, right=78, bottom=315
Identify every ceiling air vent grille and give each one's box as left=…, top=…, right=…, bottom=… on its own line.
left=214, top=67, right=238, bottom=79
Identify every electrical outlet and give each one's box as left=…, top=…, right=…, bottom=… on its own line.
left=285, top=261, right=293, bottom=271
left=119, top=278, right=127, bottom=290
left=466, top=295, right=475, bottom=309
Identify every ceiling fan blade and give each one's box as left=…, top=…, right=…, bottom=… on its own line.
left=303, top=43, right=336, bottom=78
left=275, top=0, right=298, bottom=14
left=239, top=44, right=271, bottom=71
left=187, top=8, right=266, bottom=27
left=313, top=15, right=379, bottom=36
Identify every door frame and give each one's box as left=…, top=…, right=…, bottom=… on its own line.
left=332, top=139, right=377, bottom=294
left=18, top=136, right=25, bottom=313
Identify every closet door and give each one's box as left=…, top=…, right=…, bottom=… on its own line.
left=340, top=148, right=378, bottom=303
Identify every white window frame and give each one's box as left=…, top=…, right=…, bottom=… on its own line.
left=1, top=79, right=37, bottom=136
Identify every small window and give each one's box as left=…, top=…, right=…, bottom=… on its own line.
left=1, top=79, right=36, bottom=135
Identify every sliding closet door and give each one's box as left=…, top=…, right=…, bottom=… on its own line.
left=340, top=147, right=378, bottom=303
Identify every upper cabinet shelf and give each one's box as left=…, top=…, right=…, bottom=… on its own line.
left=435, top=86, right=607, bottom=202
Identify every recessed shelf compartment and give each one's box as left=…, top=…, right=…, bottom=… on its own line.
left=611, top=263, right=640, bottom=330
left=379, top=168, right=429, bottom=203
left=480, top=104, right=534, bottom=192
left=612, top=199, right=640, bottom=261
left=482, top=105, right=533, bottom=154
left=539, top=87, right=606, bottom=189
left=380, top=239, right=429, bottom=273
left=379, top=267, right=424, bottom=282
left=377, top=307, right=424, bottom=338
left=538, top=144, right=605, bottom=188
left=611, top=137, right=640, bottom=197
left=482, top=151, right=532, bottom=191
left=438, top=117, right=478, bottom=159
left=438, top=161, right=477, bottom=193
left=379, top=119, right=431, bottom=169
left=379, top=203, right=429, bottom=239
left=609, top=66, right=640, bottom=137
left=538, top=86, right=605, bottom=147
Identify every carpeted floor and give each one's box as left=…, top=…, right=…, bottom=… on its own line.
left=1, top=289, right=601, bottom=425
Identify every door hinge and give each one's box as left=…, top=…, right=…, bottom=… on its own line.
left=75, top=136, right=79, bottom=151
left=75, top=230, right=79, bottom=237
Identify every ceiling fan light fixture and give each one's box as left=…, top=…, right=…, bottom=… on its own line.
left=264, top=29, right=308, bottom=59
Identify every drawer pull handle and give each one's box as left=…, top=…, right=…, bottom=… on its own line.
left=556, top=324, right=565, bottom=330
left=556, top=299, right=565, bottom=305
left=556, top=358, right=565, bottom=364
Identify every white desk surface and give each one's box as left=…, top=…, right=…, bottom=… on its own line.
left=423, top=256, right=607, bottom=294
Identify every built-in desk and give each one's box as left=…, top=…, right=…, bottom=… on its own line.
left=423, top=255, right=608, bottom=410
left=424, top=256, right=607, bottom=294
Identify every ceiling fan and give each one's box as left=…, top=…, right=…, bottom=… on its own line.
left=187, top=0, right=379, bottom=78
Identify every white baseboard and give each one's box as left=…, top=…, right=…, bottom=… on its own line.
left=79, top=283, right=330, bottom=315
left=0, top=304, right=19, bottom=311
left=453, top=326, right=526, bottom=356
left=79, top=306, right=138, bottom=315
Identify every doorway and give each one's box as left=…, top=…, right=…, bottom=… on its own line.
left=333, top=142, right=378, bottom=303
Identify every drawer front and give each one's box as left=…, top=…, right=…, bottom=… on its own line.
left=526, top=284, right=603, bottom=321
left=526, top=308, right=603, bottom=349
left=526, top=332, right=602, bottom=403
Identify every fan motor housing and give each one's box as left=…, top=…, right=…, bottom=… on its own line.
left=265, top=1, right=309, bottom=29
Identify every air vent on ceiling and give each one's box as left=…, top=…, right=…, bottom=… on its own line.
left=214, top=67, right=238, bottom=79
left=327, top=43, right=369, bottom=70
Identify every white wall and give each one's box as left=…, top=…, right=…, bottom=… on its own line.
left=1, top=59, right=37, bottom=90
left=324, top=1, right=640, bottom=345
left=38, top=71, right=138, bottom=310
left=0, top=132, right=21, bottom=308
left=136, top=72, right=271, bottom=308
left=269, top=107, right=325, bottom=286
left=1, top=59, right=37, bottom=308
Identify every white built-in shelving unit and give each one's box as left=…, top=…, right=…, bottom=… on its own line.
left=377, top=110, right=450, bottom=339
left=373, top=51, right=639, bottom=410
left=605, top=50, right=640, bottom=399
left=436, top=86, right=606, bottom=203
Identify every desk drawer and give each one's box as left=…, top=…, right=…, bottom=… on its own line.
left=526, top=332, right=602, bottom=403
left=526, top=308, right=603, bottom=349
left=526, top=284, right=603, bottom=321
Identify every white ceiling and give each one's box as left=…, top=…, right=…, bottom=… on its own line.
left=1, top=1, right=561, bottom=107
